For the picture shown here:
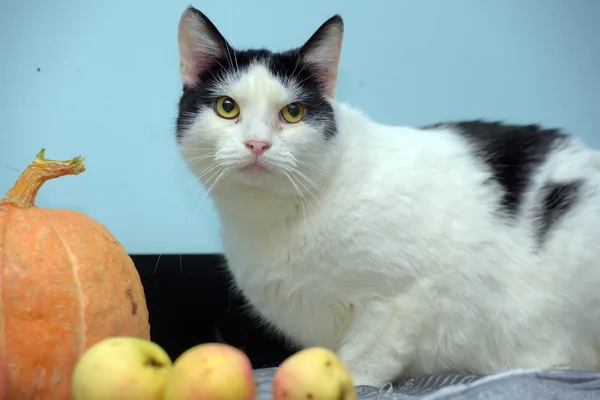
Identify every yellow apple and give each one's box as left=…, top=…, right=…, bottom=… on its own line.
left=163, top=343, right=256, bottom=400
left=272, top=347, right=356, bottom=400
left=71, top=336, right=173, bottom=400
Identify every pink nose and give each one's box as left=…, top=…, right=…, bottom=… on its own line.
left=244, top=140, right=271, bottom=156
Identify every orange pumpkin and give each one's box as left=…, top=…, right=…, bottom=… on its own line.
left=0, top=149, right=150, bottom=399
left=0, top=355, right=8, bottom=400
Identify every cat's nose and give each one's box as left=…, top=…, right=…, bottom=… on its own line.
left=244, top=140, right=271, bottom=156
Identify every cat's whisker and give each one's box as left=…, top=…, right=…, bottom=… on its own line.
left=294, top=69, right=323, bottom=88
left=177, top=138, right=217, bottom=146
left=179, top=137, right=218, bottom=146
left=187, top=163, right=222, bottom=200
left=197, top=166, right=229, bottom=213
left=283, top=171, right=303, bottom=210
left=295, top=160, right=330, bottom=177
left=180, top=153, right=218, bottom=166
left=178, top=148, right=217, bottom=151
left=289, top=59, right=301, bottom=82
left=283, top=171, right=310, bottom=218
left=291, top=171, right=321, bottom=210
left=190, top=180, right=207, bottom=202
left=288, top=60, right=307, bottom=89
left=177, top=174, right=203, bottom=195
left=197, top=163, right=222, bottom=181
left=288, top=166, right=323, bottom=190
left=291, top=60, right=308, bottom=84
left=209, top=167, right=229, bottom=197
left=290, top=171, right=313, bottom=196
left=193, top=166, right=223, bottom=214
left=294, top=147, right=332, bottom=156
left=233, top=47, right=240, bottom=74
left=184, top=152, right=217, bottom=160
left=206, top=54, right=226, bottom=71
left=292, top=168, right=332, bottom=207
left=222, top=43, right=235, bottom=70
left=287, top=169, right=318, bottom=217
left=153, top=253, right=162, bottom=275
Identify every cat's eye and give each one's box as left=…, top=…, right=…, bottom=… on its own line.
left=280, top=103, right=304, bottom=124
left=214, top=96, right=240, bottom=119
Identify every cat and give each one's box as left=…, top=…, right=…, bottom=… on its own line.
left=175, top=6, right=600, bottom=387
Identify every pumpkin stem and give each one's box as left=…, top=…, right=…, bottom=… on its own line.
left=0, top=148, right=86, bottom=208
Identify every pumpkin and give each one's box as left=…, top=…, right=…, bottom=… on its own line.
left=0, top=355, right=8, bottom=400
left=0, top=149, right=150, bottom=399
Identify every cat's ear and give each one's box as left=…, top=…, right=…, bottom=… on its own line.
left=178, top=7, right=229, bottom=87
left=299, top=15, right=344, bottom=97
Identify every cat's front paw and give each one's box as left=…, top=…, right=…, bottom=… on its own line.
left=348, top=370, right=390, bottom=388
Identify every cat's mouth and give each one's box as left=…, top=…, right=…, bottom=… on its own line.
left=240, top=164, right=269, bottom=172
left=239, top=162, right=270, bottom=173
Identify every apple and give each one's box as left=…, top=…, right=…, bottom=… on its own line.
left=163, top=343, right=256, bottom=400
left=272, top=347, right=356, bottom=400
left=71, top=336, right=173, bottom=400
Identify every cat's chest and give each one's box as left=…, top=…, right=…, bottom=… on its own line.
left=221, top=222, right=354, bottom=347
left=222, top=217, right=343, bottom=292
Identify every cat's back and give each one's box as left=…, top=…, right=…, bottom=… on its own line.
left=360, top=113, right=600, bottom=214
left=414, top=119, right=600, bottom=228
left=360, top=115, right=600, bottom=267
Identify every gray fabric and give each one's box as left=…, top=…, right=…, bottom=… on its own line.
left=254, top=367, right=600, bottom=399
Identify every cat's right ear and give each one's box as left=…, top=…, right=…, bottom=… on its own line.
left=299, top=15, right=344, bottom=97
left=178, top=7, right=228, bottom=87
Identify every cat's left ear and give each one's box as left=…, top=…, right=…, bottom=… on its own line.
left=299, top=15, right=344, bottom=98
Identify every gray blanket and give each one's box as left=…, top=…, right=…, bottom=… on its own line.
left=254, top=367, right=600, bottom=399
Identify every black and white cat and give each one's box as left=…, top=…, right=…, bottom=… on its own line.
left=175, top=6, right=600, bottom=386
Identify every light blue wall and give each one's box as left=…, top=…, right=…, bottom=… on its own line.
left=1, top=0, right=598, bottom=254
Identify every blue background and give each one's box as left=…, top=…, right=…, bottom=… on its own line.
left=1, top=0, right=598, bottom=254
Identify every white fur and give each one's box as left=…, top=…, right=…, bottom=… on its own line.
left=178, top=61, right=600, bottom=388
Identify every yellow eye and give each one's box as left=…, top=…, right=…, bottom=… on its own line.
left=215, top=96, right=240, bottom=119
left=280, top=102, right=304, bottom=123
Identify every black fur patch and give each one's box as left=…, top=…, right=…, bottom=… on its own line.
left=176, top=11, right=337, bottom=142
left=425, top=121, right=568, bottom=217
left=536, top=180, right=583, bottom=246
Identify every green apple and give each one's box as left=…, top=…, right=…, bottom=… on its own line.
left=71, top=336, right=173, bottom=400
